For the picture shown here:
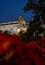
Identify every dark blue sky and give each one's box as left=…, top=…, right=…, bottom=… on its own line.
left=0, top=0, right=34, bottom=23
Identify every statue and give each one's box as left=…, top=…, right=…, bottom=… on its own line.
left=18, top=16, right=26, bottom=25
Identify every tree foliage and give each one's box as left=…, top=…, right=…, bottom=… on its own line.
left=23, top=0, right=45, bottom=21
left=21, top=0, right=45, bottom=43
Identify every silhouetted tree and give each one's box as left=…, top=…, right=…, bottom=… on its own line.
left=21, top=0, right=45, bottom=43
left=23, top=0, right=45, bottom=22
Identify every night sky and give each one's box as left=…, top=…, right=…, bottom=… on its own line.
left=0, top=0, right=34, bottom=23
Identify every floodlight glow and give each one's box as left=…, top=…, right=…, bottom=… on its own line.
left=17, top=29, right=20, bottom=33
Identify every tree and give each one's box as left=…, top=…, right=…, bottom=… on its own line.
left=23, top=0, right=45, bottom=21
left=21, top=0, right=45, bottom=43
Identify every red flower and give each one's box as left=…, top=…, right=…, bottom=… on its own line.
left=0, top=32, right=45, bottom=65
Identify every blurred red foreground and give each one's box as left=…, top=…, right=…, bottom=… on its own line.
left=0, top=32, right=45, bottom=65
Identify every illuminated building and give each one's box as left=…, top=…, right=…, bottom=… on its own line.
left=0, top=21, right=28, bottom=35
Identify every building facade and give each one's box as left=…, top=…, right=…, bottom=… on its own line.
left=0, top=21, right=28, bottom=35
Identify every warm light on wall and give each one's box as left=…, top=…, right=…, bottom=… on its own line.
left=17, top=29, right=20, bottom=33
